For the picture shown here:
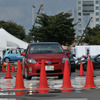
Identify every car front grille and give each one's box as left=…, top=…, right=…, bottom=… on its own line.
left=38, top=62, right=59, bottom=65
left=36, top=70, right=62, bottom=73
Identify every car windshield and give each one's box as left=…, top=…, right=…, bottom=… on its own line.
left=29, top=44, right=64, bottom=54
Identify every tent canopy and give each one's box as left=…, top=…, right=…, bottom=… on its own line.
left=0, top=28, right=28, bottom=50
left=7, top=41, right=19, bottom=48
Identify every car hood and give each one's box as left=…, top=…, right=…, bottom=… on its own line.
left=28, top=53, right=66, bottom=60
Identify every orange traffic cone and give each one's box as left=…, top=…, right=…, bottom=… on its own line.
left=14, top=60, right=25, bottom=90
left=91, top=61, right=94, bottom=77
left=2, top=63, right=6, bottom=72
left=12, top=64, right=15, bottom=72
left=4, top=66, right=6, bottom=72
left=61, top=60, right=74, bottom=89
left=4, top=63, right=6, bottom=72
left=5, top=62, right=12, bottom=79
left=2, top=66, right=4, bottom=72
left=79, top=61, right=84, bottom=76
left=15, top=92, right=25, bottom=95
left=38, top=89, right=49, bottom=94
left=37, top=60, right=50, bottom=92
left=83, top=59, right=97, bottom=89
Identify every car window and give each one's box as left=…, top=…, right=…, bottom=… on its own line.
left=8, top=50, right=16, bottom=54
left=29, top=44, right=64, bottom=54
left=16, top=50, right=21, bottom=54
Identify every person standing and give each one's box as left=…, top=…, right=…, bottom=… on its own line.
left=82, top=49, right=91, bottom=59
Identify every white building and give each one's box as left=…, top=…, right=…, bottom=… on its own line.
left=76, top=0, right=100, bottom=36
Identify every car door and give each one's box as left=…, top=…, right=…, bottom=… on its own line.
left=93, top=55, right=100, bottom=69
left=15, top=49, right=23, bottom=61
left=7, top=49, right=16, bottom=61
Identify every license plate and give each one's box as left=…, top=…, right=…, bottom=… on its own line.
left=45, top=66, right=54, bottom=71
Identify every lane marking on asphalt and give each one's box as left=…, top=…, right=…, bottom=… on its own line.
left=54, top=98, right=88, bottom=100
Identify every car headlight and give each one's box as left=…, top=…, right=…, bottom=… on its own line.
left=62, top=57, right=68, bottom=63
left=28, top=59, right=37, bottom=64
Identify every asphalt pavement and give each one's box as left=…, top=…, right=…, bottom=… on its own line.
left=0, top=70, right=100, bottom=100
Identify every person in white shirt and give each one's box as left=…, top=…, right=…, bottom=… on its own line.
left=82, top=49, right=91, bottom=59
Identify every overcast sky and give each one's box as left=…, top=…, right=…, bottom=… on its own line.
left=0, top=0, right=76, bottom=34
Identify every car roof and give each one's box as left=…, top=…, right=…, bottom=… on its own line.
left=30, top=42, right=60, bottom=45
left=7, top=49, right=22, bottom=51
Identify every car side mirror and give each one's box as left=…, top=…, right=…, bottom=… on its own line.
left=21, top=53, right=26, bottom=56
left=66, top=52, right=71, bottom=57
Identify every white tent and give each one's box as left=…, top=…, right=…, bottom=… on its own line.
left=0, top=28, right=28, bottom=58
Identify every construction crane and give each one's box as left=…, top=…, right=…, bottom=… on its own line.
left=33, top=4, right=43, bottom=27
left=77, top=17, right=93, bottom=45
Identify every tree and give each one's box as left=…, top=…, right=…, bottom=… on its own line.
left=0, top=20, right=26, bottom=40
left=28, top=12, right=75, bottom=46
left=83, top=25, right=100, bottom=45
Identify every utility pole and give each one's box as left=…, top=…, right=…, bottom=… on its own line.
left=77, top=17, right=93, bottom=45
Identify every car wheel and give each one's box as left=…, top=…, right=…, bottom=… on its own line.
left=83, top=63, right=87, bottom=71
left=4, top=58, right=10, bottom=63
left=25, top=68, right=32, bottom=80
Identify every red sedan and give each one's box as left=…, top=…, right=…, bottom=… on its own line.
left=21, top=42, right=69, bottom=80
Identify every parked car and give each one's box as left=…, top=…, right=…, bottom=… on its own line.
left=3, top=49, right=23, bottom=62
left=21, top=42, right=70, bottom=80
left=75, top=54, right=100, bottom=71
